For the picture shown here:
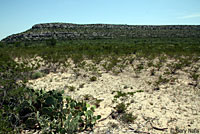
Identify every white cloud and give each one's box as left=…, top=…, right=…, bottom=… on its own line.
left=179, top=14, right=200, bottom=19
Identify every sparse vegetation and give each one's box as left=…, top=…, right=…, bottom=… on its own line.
left=0, top=36, right=200, bottom=133
left=115, top=103, right=126, bottom=113
left=68, top=86, right=76, bottom=92
left=155, top=75, right=170, bottom=86
left=191, top=73, right=199, bottom=81
left=121, top=112, right=137, bottom=123
left=113, top=90, right=144, bottom=99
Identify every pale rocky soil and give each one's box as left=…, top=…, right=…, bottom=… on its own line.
left=25, top=55, right=200, bottom=134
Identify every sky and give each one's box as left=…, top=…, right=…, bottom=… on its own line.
left=0, top=0, right=200, bottom=40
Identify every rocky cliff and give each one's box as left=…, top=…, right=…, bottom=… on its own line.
left=2, top=23, right=200, bottom=42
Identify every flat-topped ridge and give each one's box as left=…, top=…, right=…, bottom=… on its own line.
left=2, top=23, right=200, bottom=43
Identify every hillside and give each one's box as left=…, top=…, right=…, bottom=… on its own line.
left=1, top=23, right=200, bottom=43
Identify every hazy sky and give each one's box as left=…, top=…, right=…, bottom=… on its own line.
left=0, top=0, right=200, bottom=40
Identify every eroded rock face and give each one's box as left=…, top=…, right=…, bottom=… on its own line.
left=2, top=23, right=200, bottom=42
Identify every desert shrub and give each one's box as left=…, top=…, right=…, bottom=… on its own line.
left=90, top=76, right=97, bottom=82
left=31, top=71, right=43, bottom=79
left=114, top=91, right=127, bottom=99
left=115, top=103, right=126, bottom=113
left=113, top=90, right=144, bottom=99
left=1, top=38, right=200, bottom=67
left=68, top=86, right=76, bottom=92
left=191, top=73, right=199, bottom=81
left=0, top=53, right=31, bottom=97
left=121, top=113, right=137, bottom=123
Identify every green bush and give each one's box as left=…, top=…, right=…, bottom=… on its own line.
left=31, top=71, right=43, bottom=79
left=0, top=53, right=31, bottom=96
left=191, top=73, right=199, bottom=81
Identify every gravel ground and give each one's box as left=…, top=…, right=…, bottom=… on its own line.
left=27, top=56, right=200, bottom=134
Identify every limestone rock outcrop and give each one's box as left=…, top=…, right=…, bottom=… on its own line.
left=2, top=23, right=200, bottom=42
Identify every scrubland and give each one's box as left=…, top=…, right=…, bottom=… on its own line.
left=0, top=38, right=200, bottom=134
